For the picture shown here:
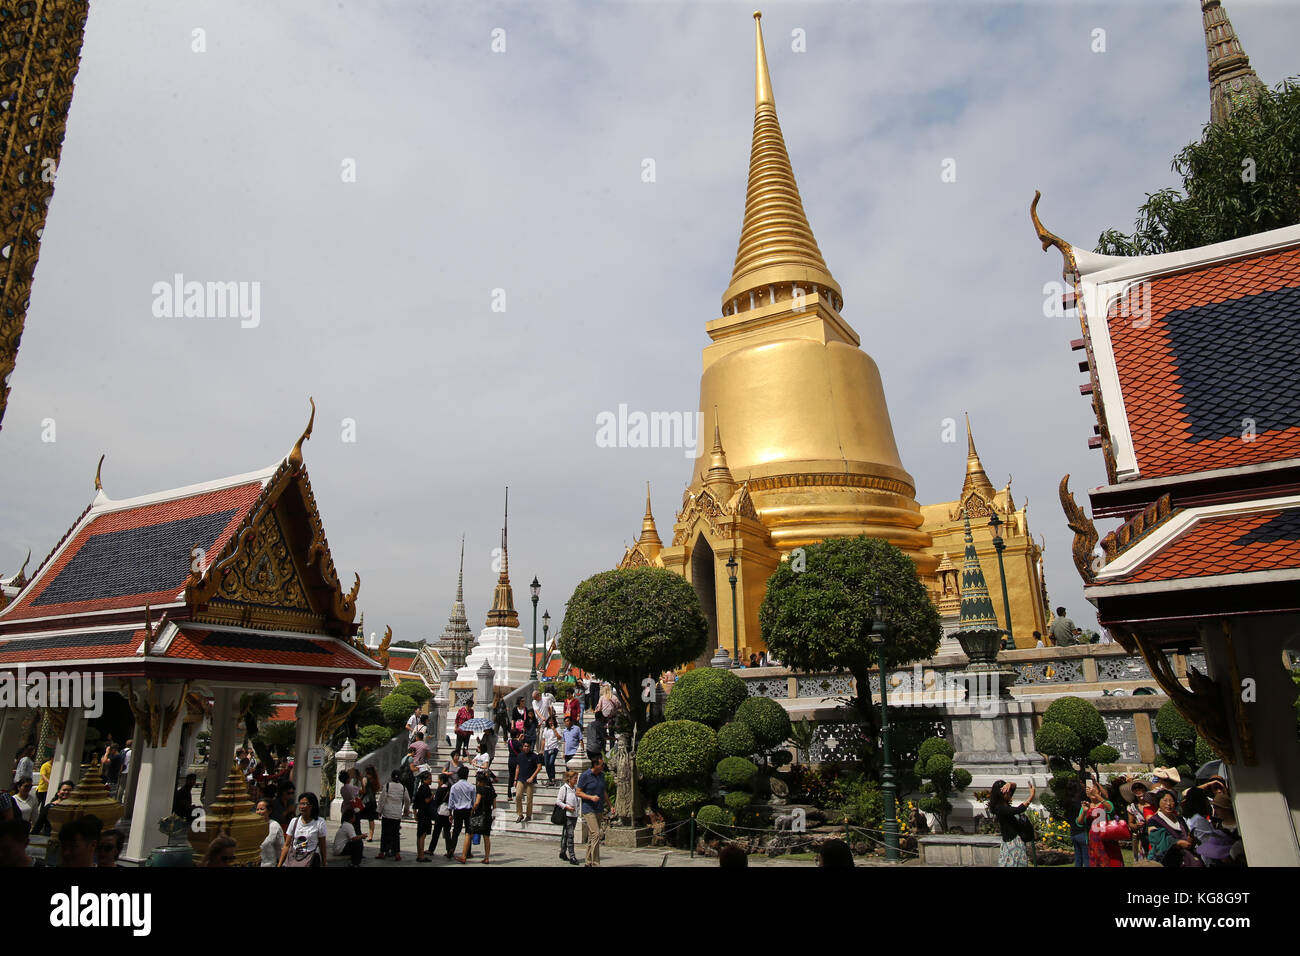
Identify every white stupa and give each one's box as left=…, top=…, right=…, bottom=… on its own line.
left=457, top=488, right=533, bottom=688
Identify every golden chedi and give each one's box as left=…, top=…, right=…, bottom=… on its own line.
left=188, top=762, right=267, bottom=866
left=45, top=760, right=124, bottom=832
left=622, top=13, right=935, bottom=662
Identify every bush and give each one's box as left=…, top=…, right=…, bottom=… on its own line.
left=695, top=804, right=734, bottom=836
left=663, top=668, right=748, bottom=728
left=914, top=736, right=970, bottom=831
left=735, top=696, right=792, bottom=751
left=717, top=722, right=756, bottom=759
left=657, top=786, right=709, bottom=821
left=1156, top=700, right=1215, bottom=777
left=636, top=720, right=718, bottom=783
left=716, top=756, right=759, bottom=791
left=393, top=681, right=431, bottom=705
left=379, top=693, right=417, bottom=731
left=1041, top=697, right=1107, bottom=753
left=840, top=778, right=884, bottom=830
left=770, top=749, right=793, bottom=768
left=723, top=790, right=750, bottom=813
left=355, top=724, right=392, bottom=756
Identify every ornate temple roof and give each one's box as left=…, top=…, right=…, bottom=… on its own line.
left=961, top=414, right=998, bottom=505
left=437, top=536, right=475, bottom=662
left=484, top=488, right=520, bottom=629
left=1202, top=0, right=1266, bottom=126
left=722, top=12, right=841, bottom=313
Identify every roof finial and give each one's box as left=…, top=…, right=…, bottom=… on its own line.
left=753, top=11, right=773, bottom=107
left=1202, top=0, right=1265, bottom=125
left=486, top=485, right=519, bottom=628
left=94, top=454, right=105, bottom=492
left=961, top=414, right=997, bottom=503
left=639, top=481, right=663, bottom=552
left=289, top=397, right=315, bottom=469
left=457, top=533, right=465, bottom=602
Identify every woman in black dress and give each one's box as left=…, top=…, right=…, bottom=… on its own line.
left=413, top=771, right=435, bottom=862
left=988, top=778, right=1037, bottom=867
left=456, top=771, right=496, bottom=864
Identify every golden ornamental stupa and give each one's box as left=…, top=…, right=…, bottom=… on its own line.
left=188, top=762, right=267, bottom=866
left=619, top=12, right=937, bottom=661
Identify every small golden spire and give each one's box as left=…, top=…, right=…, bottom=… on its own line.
left=724, top=11, right=840, bottom=314
left=639, top=482, right=663, bottom=551
left=704, top=413, right=737, bottom=498
left=94, top=454, right=105, bottom=492
left=962, top=414, right=997, bottom=502
left=289, top=397, right=315, bottom=469
left=486, top=486, right=519, bottom=628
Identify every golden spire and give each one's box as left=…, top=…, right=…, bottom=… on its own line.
left=722, top=12, right=841, bottom=315
left=704, top=414, right=737, bottom=499
left=961, top=413, right=997, bottom=502
left=638, top=482, right=663, bottom=554
left=485, top=486, right=519, bottom=629
left=1202, top=0, right=1265, bottom=126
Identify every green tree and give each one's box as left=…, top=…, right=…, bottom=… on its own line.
left=735, top=696, right=792, bottom=762
left=636, top=720, right=718, bottom=786
left=759, top=536, right=941, bottom=773
left=914, top=737, right=971, bottom=832
left=379, top=693, right=416, bottom=732
left=1034, top=696, right=1113, bottom=819
left=393, top=681, right=432, bottom=705
left=1097, top=80, right=1300, bottom=256
left=559, top=567, right=709, bottom=746
left=663, top=667, right=747, bottom=727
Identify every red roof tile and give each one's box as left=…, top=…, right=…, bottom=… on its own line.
left=164, top=626, right=372, bottom=670
left=1107, top=247, right=1300, bottom=480
left=1111, top=506, right=1300, bottom=584
left=0, top=628, right=145, bottom=665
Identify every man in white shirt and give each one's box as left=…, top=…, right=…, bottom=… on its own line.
left=447, top=766, right=476, bottom=859
left=533, top=690, right=554, bottom=727
left=405, top=708, right=421, bottom=742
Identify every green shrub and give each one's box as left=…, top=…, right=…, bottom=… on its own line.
left=355, top=724, right=392, bottom=756
left=379, top=693, right=417, bottom=730
left=723, top=790, right=750, bottom=813
left=735, top=696, right=792, bottom=751
left=695, top=804, right=734, bottom=836
left=1155, top=700, right=1215, bottom=779
left=770, top=749, right=793, bottom=768
left=394, top=681, right=432, bottom=705
left=636, top=720, right=717, bottom=783
left=716, top=722, right=756, bottom=759
left=914, top=736, right=970, bottom=831
left=716, top=756, right=759, bottom=791
left=839, top=778, right=884, bottom=830
left=657, top=786, right=709, bottom=820
left=663, top=667, right=748, bottom=728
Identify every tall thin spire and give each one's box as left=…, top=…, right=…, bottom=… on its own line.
left=704, top=413, right=737, bottom=499
left=638, top=481, right=663, bottom=555
left=1202, top=0, right=1265, bottom=126
left=958, top=513, right=1000, bottom=632
left=961, top=413, right=997, bottom=503
left=438, top=534, right=474, bottom=666
left=485, top=487, right=519, bottom=628
left=722, top=12, right=841, bottom=315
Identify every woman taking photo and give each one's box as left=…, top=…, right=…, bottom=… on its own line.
left=456, top=770, right=496, bottom=864
left=278, top=792, right=328, bottom=867
left=987, top=778, right=1036, bottom=867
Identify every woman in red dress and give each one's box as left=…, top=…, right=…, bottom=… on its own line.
left=1077, top=778, right=1124, bottom=866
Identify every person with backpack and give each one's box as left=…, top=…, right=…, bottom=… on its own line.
left=988, top=778, right=1036, bottom=867
left=399, top=746, right=418, bottom=799
left=376, top=770, right=410, bottom=861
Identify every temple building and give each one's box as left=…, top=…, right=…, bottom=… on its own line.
left=435, top=536, right=474, bottom=668
left=618, top=13, right=1048, bottom=657
left=919, top=417, right=1050, bottom=646
left=0, top=402, right=385, bottom=863
left=1029, top=0, right=1299, bottom=865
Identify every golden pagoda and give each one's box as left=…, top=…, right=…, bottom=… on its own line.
left=918, top=416, right=1050, bottom=647
left=620, top=12, right=937, bottom=661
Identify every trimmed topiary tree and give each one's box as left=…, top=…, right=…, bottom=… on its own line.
left=355, top=723, right=392, bottom=756
left=716, top=756, right=759, bottom=791
left=1035, top=696, right=1112, bottom=819
left=913, top=737, right=971, bottom=832
left=379, top=693, right=416, bottom=732
left=663, top=667, right=748, bottom=728
left=657, top=786, right=710, bottom=821
left=393, top=681, right=432, bottom=705
left=717, top=722, right=757, bottom=759
left=559, top=567, right=709, bottom=746
left=636, top=720, right=718, bottom=784
left=723, top=789, right=750, bottom=813
left=696, top=804, right=734, bottom=837
left=735, top=696, right=793, bottom=760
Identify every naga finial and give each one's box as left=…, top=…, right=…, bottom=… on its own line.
left=94, top=454, right=105, bottom=492
left=1031, top=190, right=1078, bottom=279
left=289, top=397, right=316, bottom=470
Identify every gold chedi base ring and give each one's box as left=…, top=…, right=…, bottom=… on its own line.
left=45, top=760, right=125, bottom=833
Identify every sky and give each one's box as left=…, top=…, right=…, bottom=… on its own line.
left=3, top=0, right=1297, bottom=646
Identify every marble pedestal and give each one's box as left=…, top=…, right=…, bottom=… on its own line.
left=945, top=694, right=1048, bottom=832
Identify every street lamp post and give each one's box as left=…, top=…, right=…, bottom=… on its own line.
left=530, top=576, right=540, bottom=681
left=726, top=552, right=740, bottom=668
left=870, top=589, right=900, bottom=862
left=542, top=609, right=551, bottom=671
left=988, top=513, right=1014, bottom=649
